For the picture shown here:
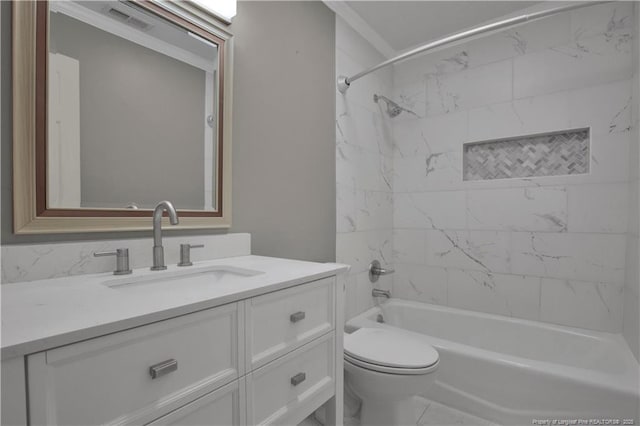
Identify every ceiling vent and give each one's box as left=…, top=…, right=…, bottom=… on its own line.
left=106, top=7, right=152, bottom=31
left=107, top=7, right=128, bottom=20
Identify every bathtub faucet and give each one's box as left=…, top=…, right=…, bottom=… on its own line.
left=372, top=288, right=391, bottom=298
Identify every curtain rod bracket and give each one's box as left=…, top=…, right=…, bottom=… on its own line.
left=337, top=75, right=350, bottom=94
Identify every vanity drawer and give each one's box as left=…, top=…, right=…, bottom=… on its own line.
left=27, top=303, right=243, bottom=426
left=246, top=277, right=335, bottom=369
left=146, top=378, right=246, bottom=426
left=246, top=332, right=335, bottom=426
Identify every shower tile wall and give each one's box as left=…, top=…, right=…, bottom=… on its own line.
left=623, top=3, right=639, bottom=361
left=391, top=2, right=634, bottom=332
left=335, top=17, right=394, bottom=319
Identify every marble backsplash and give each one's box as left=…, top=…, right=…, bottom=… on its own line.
left=1, top=233, right=251, bottom=284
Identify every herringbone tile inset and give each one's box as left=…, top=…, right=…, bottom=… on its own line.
left=463, top=129, right=589, bottom=181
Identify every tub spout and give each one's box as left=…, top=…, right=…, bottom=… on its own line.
left=372, top=288, right=391, bottom=298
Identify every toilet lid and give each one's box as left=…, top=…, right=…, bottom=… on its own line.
left=344, top=328, right=439, bottom=369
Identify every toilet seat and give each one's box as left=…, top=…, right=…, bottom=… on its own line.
left=344, top=327, right=439, bottom=375
left=344, top=352, right=438, bottom=375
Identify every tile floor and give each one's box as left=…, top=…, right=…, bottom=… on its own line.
left=415, top=397, right=498, bottom=426
left=342, top=396, right=499, bottom=426
left=299, top=415, right=323, bottom=426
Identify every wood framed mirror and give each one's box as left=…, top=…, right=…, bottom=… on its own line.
left=12, top=1, right=233, bottom=234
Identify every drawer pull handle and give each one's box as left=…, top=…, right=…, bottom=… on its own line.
left=290, top=372, right=306, bottom=386
left=149, top=359, right=178, bottom=379
left=290, top=311, right=306, bottom=323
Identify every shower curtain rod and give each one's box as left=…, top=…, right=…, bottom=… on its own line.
left=337, top=1, right=611, bottom=94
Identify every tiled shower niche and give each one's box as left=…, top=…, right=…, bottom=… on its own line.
left=463, top=128, right=590, bottom=181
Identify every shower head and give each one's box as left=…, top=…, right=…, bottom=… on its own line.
left=373, top=94, right=403, bottom=118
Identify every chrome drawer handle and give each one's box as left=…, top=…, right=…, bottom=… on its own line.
left=149, top=359, right=178, bottom=379
left=290, top=372, right=306, bottom=386
left=290, top=311, right=306, bottom=323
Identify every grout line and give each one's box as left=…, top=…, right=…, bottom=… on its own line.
left=392, top=262, right=625, bottom=285
left=390, top=180, right=632, bottom=194
left=565, top=184, right=570, bottom=234
left=464, top=189, right=469, bottom=230
left=387, top=228, right=628, bottom=236
left=511, top=57, right=515, bottom=102
left=416, top=402, right=430, bottom=425
left=539, top=276, right=543, bottom=321
left=409, top=76, right=633, bottom=121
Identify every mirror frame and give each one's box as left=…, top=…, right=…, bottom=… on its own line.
left=12, top=0, right=233, bottom=234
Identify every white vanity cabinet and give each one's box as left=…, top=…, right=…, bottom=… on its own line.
left=146, top=379, right=246, bottom=426
left=19, top=276, right=339, bottom=426
left=245, top=277, right=336, bottom=425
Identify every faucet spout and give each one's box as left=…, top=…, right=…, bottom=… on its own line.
left=372, top=288, right=391, bottom=298
left=153, top=201, right=179, bottom=246
left=151, top=200, right=179, bottom=270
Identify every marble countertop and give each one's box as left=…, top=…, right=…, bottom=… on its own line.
left=1, top=255, right=349, bottom=360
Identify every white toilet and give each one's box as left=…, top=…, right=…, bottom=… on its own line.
left=344, top=327, right=439, bottom=426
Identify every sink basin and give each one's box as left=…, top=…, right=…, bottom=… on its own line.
left=102, top=265, right=262, bottom=291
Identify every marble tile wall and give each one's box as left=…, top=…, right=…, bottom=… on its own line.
left=1, top=233, right=251, bottom=284
left=623, top=3, right=639, bottom=360
left=335, top=17, right=394, bottom=320
left=390, top=2, right=634, bottom=332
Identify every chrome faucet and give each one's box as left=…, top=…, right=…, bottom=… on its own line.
left=151, top=201, right=179, bottom=271
left=372, top=288, right=391, bottom=298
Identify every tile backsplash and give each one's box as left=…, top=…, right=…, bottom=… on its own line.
left=463, top=128, right=590, bottom=181
left=1, top=233, right=251, bottom=284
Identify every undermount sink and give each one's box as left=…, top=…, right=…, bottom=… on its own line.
left=102, top=265, right=263, bottom=291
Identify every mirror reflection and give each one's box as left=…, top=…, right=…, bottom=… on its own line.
left=48, top=1, right=219, bottom=211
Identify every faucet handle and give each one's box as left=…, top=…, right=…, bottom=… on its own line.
left=94, top=248, right=132, bottom=275
left=369, top=260, right=395, bottom=282
left=178, top=244, right=204, bottom=267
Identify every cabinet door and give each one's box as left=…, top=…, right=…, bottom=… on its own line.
left=28, top=303, right=243, bottom=426
left=1, top=357, right=27, bottom=426
left=147, top=379, right=246, bottom=426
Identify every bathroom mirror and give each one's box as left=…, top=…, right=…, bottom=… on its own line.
left=13, top=1, right=233, bottom=233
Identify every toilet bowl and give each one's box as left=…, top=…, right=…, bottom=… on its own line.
left=344, top=327, right=439, bottom=426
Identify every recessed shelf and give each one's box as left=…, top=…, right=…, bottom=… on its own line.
left=463, top=128, right=590, bottom=181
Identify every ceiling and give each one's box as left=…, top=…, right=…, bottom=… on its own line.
left=343, top=1, right=539, bottom=54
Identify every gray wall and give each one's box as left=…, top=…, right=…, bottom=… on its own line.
left=50, top=12, right=205, bottom=210
left=228, top=1, right=336, bottom=262
left=1, top=1, right=336, bottom=263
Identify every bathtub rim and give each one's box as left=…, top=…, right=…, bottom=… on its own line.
left=345, top=299, right=640, bottom=396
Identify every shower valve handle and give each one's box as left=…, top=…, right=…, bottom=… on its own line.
left=369, top=260, right=394, bottom=276
left=369, top=260, right=394, bottom=283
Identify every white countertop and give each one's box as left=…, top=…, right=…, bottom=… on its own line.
left=1, top=255, right=349, bottom=360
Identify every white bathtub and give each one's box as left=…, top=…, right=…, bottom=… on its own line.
left=346, top=299, right=640, bottom=425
